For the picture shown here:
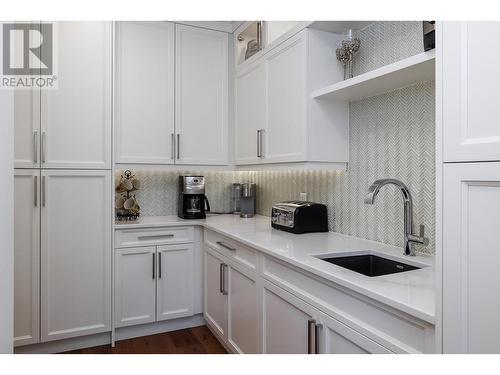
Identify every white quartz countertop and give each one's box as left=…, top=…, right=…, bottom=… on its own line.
left=115, top=214, right=435, bottom=324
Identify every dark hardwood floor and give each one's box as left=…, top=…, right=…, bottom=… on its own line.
left=60, top=326, right=227, bottom=354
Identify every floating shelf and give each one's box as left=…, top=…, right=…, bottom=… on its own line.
left=311, top=50, right=436, bottom=101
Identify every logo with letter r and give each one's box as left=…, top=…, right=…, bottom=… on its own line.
left=2, top=23, right=53, bottom=75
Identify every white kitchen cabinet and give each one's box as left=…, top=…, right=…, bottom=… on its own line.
left=114, top=247, right=156, bottom=328
left=204, top=248, right=228, bottom=341
left=442, top=162, right=500, bottom=353
left=115, top=22, right=175, bottom=164
left=13, top=170, right=40, bottom=346
left=234, top=28, right=349, bottom=166
left=40, top=170, right=111, bottom=342
left=235, top=61, right=266, bottom=164
left=14, top=90, right=40, bottom=169
left=442, top=22, right=500, bottom=162
left=157, top=244, right=194, bottom=321
left=175, top=24, right=228, bottom=165
left=227, top=261, right=260, bottom=354
left=40, top=22, right=112, bottom=169
left=262, top=280, right=391, bottom=354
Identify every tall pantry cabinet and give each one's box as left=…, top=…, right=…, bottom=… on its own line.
left=13, top=22, right=112, bottom=346
left=441, top=21, right=500, bottom=353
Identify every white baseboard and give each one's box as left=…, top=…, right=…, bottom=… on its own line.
left=15, top=314, right=206, bottom=354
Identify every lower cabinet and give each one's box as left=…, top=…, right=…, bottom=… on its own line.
left=262, top=280, right=392, bottom=354
left=204, top=246, right=260, bottom=353
left=115, top=243, right=194, bottom=328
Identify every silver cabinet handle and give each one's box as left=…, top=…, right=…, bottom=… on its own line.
left=219, top=263, right=224, bottom=293
left=259, top=129, right=264, bottom=158
left=315, top=323, right=321, bottom=354
left=137, top=234, right=174, bottom=241
left=307, top=319, right=317, bottom=354
left=41, top=176, right=46, bottom=207
left=216, top=241, right=236, bottom=251
left=158, top=252, right=162, bottom=279
left=177, top=134, right=180, bottom=159
left=41, top=132, right=46, bottom=163
left=257, top=130, right=260, bottom=157
left=34, top=175, right=38, bottom=207
left=171, top=133, right=175, bottom=160
left=152, top=253, right=156, bottom=280
left=33, top=131, right=38, bottom=164
left=222, top=264, right=228, bottom=295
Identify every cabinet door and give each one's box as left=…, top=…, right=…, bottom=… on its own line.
left=204, top=248, right=228, bottom=340
left=262, top=280, right=317, bottom=354
left=227, top=263, right=260, bottom=353
left=264, top=32, right=306, bottom=163
left=318, top=311, right=392, bottom=354
left=235, top=61, right=266, bottom=165
left=175, top=24, right=228, bottom=165
left=115, top=22, right=175, bottom=164
left=443, top=162, right=500, bottom=353
left=115, top=247, right=156, bottom=328
left=13, top=170, right=40, bottom=346
left=41, top=21, right=112, bottom=169
left=14, top=90, right=40, bottom=168
left=41, top=170, right=111, bottom=341
left=157, top=244, right=194, bottom=321
left=443, top=22, right=500, bottom=162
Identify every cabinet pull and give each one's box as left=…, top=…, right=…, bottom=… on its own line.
left=216, top=241, right=236, bottom=251
left=152, top=253, right=156, bottom=280
left=257, top=130, right=260, bottom=157
left=259, top=129, right=264, bottom=158
left=41, top=132, right=46, bottom=163
left=171, top=133, right=175, bottom=160
left=177, top=134, right=180, bottom=159
left=158, top=252, right=162, bottom=279
left=34, top=175, right=38, bottom=207
left=137, top=234, right=174, bottom=241
left=307, top=319, right=317, bottom=354
left=41, top=176, right=46, bottom=207
left=33, top=131, right=38, bottom=164
left=315, top=323, right=321, bottom=354
left=222, top=264, right=228, bottom=295
left=219, top=263, right=224, bottom=293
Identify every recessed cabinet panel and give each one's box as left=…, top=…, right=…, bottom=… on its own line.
left=204, top=249, right=228, bottom=340
left=443, top=22, right=500, bottom=162
left=41, top=22, right=112, bottom=169
left=157, top=244, right=194, bottom=321
left=443, top=163, right=500, bottom=353
left=41, top=170, right=111, bottom=341
left=115, top=247, right=156, bottom=328
left=14, top=90, right=40, bottom=168
left=175, top=25, right=228, bottom=165
left=13, top=170, right=40, bottom=346
left=115, top=22, right=175, bottom=164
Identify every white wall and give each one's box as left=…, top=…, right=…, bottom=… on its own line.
left=0, top=89, right=14, bottom=353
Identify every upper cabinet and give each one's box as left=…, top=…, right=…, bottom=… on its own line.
left=115, top=22, right=229, bottom=166
left=442, top=22, right=500, bottom=162
left=235, top=29, right=349, bottom=166
left=14, top=22, right=112, bottom=169
left=115, top=22, right=175, bottom=164
left=175, top=25, right=228, bottom=165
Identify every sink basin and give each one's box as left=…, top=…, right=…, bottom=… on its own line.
left=317, top=253, right=422, bottom=277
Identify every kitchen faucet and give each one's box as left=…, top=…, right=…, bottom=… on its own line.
left=364, top=179, right=428, bottom=256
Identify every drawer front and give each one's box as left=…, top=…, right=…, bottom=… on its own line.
left=204, top=230, right=257, bottom=271
left=262, top=255, right=435, bottom=354
left=115, top=226, right=194, bottom=248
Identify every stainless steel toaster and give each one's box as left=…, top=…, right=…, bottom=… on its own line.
left=271, top=201, right=328, bottom=234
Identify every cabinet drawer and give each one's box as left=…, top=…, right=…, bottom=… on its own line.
left=204, top=230, right=257, bottom=271
left=115, top=226, right=194, bottom=248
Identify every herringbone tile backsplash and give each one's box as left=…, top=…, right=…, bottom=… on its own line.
left=116, top=22, right=435, bottom=255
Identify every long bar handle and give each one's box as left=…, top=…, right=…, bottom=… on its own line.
left=171, top=133, right=175, bottom=160
left=259, top=129, right=264, bottom=158
left=33, top=131, right=38, bottom=164
left=222, top=264, right=228, bottom=295
left=158, top=252, right=162, bottom=279
left=257, top=130, right=260, bottom=157
left=34, top=175, right=38, bottom=207
left=41, top=176, right=46, bottom=207
left=216, top=241, right=236, bottom=251
left=152, top=253, right=156, bottom=280
left=41, top=132, right=46, bottom=164
left=177, top=134, right=180, bottom=160
left=219, top=263, right=224, bottom=293
left=307, top=319, right=317, bottom=354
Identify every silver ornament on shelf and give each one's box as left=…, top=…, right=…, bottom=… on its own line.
left=336, top=30, right=361, bottom=80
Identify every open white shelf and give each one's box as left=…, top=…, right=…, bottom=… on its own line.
left=311, top=50, right=436, bottom=101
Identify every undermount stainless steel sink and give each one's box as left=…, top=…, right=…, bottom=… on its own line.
left=315, top=251, right=426, bottom=277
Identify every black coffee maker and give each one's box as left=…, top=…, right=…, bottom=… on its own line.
left=178, top=176, right=210, bottom=219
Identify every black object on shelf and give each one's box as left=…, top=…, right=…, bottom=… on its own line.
left=423, top=21, right=436, bottom=51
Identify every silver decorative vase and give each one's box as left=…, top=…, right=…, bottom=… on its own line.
left=336, top=30, right=361, bottom=80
